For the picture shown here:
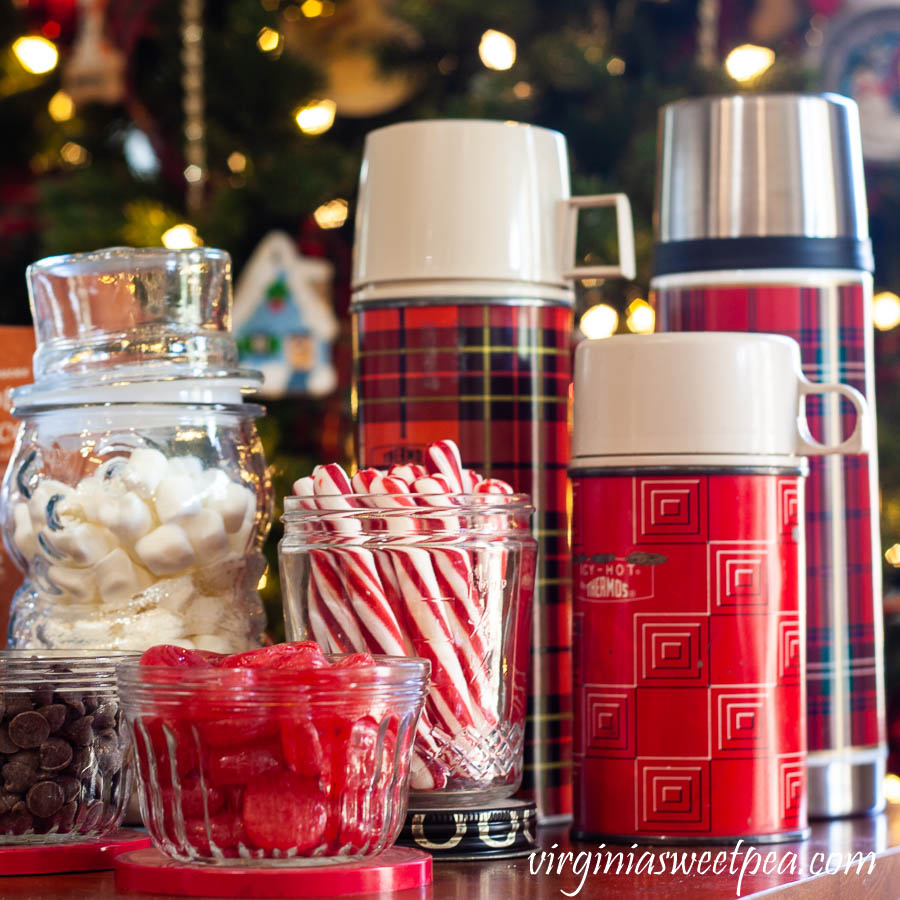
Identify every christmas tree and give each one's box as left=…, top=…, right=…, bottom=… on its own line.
left=2, top=0, right=899, bottom=629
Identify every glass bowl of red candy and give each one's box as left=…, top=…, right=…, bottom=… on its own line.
left=117, top=641, right=429, bottom=865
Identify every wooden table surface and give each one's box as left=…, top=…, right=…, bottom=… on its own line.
left=2, top=805, right=900, bottom=899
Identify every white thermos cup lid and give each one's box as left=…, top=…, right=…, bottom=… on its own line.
left=352, top=119, right=635, bottom=303
left=571, top=332, right=869, bottom=469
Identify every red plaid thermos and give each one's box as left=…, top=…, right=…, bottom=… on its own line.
left=351, top=120, right=635, bottom=822
left=571, top=333, right=869, bottom=841
left=652, top=94, right=886, bottom=817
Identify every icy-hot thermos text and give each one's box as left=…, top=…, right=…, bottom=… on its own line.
left=652, top=93, right=885, bottom=818
left=350, top=119, right=635, bottom=823
left=570, top=333, right=869, bottom=842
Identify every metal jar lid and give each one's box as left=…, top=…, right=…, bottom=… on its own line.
left=654, top=93, right=873, bottom=275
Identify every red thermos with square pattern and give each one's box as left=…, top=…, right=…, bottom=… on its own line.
left=570, top=333, right=869, bottom=841
left=351, top=119, right=635, bottom=823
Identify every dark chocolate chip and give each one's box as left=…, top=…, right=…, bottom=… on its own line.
left=25, top=781, right=64, bottom=818
left=9, top=750, right=39, bottom=772
left=57, top=692, right=84, bottom=716
left=29, top=682, right=55, bottom=708
left=78, top=799, right=105, bottom=833
left=91, top=703, right=118, bottom=731
left=82, top=694, right=100, bottom=715
left=0, top=727, right=18, bottom=755
left=4, top=693, right=33, bottom=717
left=39, top=738, right=73, bottom=772
left=0, top=808, right=33, bottom=835
left=62, top=716, right=93, bottom=746
left=94, top=728, right=118, bottom=752
left=2, top=761, right=38, bottom=793
left=0, top=693, right=5, bottom=720
left=0, top=791, right=17, bottom=815
left=52, top=800, right=77, bottom=831
left=37, top=704, right=67, bottom=733
left=65, top=746, right=93, bottom=778
left=9, top=711, right=51, bottom=748
left=55, top=775, right=80, bottom=803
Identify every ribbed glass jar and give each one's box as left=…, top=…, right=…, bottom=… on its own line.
left=0, top=649, right=137, bottom=843
left=278, top=493, right=536, bottom=807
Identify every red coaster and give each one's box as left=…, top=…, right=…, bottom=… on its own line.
left=114, top=846, right=433, bottom=897
left=0, top=829, right=151, bottom=876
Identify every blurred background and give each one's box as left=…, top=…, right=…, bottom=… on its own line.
left=2, top=0, right=900, bottom=739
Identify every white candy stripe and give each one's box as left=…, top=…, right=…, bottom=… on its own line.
left=425, top=440, right=465, bottom=493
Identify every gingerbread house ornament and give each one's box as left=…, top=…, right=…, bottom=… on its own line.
left=232, top=231, right=338, bottom=399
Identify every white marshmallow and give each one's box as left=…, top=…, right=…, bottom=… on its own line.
left=135, top=524, right=196, bottom=575
left=154, top=476, right=205, bottom=523
left=167, top=456, right=204, bottom=477
left=50, top=523, right=117, bottom=567
left=94, top=548, right=151, bottom=606
left=227, top=506, right=256, bottom=555
left=27, top=480, right=74, bottom=527
left=97, top=492, right=154, bottom=544
left=182, top=508, right=230, bottom=562
left=12, top=502, right=39, bottom=562
left=47, top=564, right=99, bottom=602
left=122, top=448, right=169, bottom=496
left=190, top=633, right=238, bottom=654
left=212, top=482, right=254, bottom=533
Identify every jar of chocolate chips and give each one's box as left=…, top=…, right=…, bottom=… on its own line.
left=0, top=650, right=137, bottom=841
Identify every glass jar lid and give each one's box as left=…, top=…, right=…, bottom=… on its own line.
left=21, top=247, right=262, bottom=403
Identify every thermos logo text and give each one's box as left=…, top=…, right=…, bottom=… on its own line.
left=574, top=553, right=666, bottom=603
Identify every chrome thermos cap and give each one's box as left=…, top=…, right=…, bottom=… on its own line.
left=654, top=93, right=873, bottom=274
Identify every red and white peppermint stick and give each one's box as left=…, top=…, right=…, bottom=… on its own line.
left=473, top=478, right=514, bottom=495
left=388, top=463, right=427, bottom=486
left=350, top=468, right=381, bottom=495
left=463, top=469, right=484, bottom=491
left=309, top=548, right=367, bottom=651
left=412, top=475, right=498, bottom=727
left=349, top=472, right=452, bottom=787
left=293, top=476, right=351, bottom=651
left=425, top=440, right=466, bottom=493
left=391, top=544, right=489, bottom=735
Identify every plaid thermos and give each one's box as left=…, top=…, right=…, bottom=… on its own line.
left=351, top=120, right=635, bottom=822
left=652, top=94, right=885, bottom=817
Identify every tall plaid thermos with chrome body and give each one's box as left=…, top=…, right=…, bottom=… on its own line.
left=351, top=120, right=635, bottom=822
left=652, top=94, right=885, bottom=817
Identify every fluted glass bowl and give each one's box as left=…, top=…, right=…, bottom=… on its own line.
left=118, top=656, right=428, bottom=865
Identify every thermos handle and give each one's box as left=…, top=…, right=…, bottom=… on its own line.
left=560, top=193, right=636, bottom=281
left=796, top=379, right=870, bottom=456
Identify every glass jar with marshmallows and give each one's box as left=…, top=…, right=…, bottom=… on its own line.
left=0, top=247, right=272, bottom=652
